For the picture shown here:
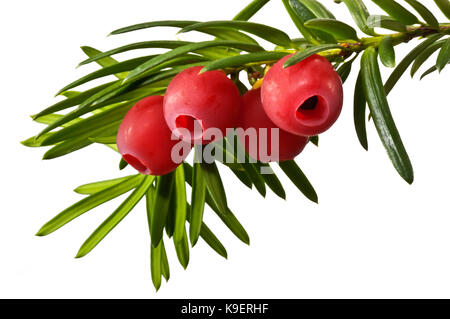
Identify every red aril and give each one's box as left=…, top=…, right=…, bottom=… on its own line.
left=238, top=88, right=308, bottom=162
left=164, top=66, right=241, bottom=144
left=261, top=54, right=343, bottom=137
left=117, top=96, right=192, bottom=176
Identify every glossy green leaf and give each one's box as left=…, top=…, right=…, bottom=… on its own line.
left=354, top=71, right=369, bottom=150
left=436, top=37, right=450, bottom=72
left=283, top=44, right=343, bottom=68
left=40, top=100, right=135, bottom=145
left=74, top=175, right=137, bottom=195
left=150, top=174, right=175, bottom=248
left=110, top=20, right=196, bottom=35
left=174, top=226, right=190, bottom=269
left=337, top=60, right=353, bottom=83
left=78, top=41, right=190, bottom=66
left=160, top=241, right=170, bottom=281
left=33, top=81, right=115, bottom=120
left=434, top=0, right=450, bottom=19
left=410, top=40, right=445, bottom=76
left=385, top=34, right=443, bottom=95
left=190, top=151, right=207, bottom=246
left=75, top=176, right=154, bottom=258
left=282, top=0, right=335, bottom=43
left=57, top=55, right=157, bottom=94
left=80, top=46, right=127, bottom=79
left=278, top=160, right=318, bottom=203
left=305, top=18, right=359, bottom=40
left=309, top=135, right=319, bottom=146
left=379, top=36, right=396, bottom=68
left=186, top=204, right=227, bottom=259
left=119, top=158, right=129, bottom=170
left=298, top=0, right=335, bottom=19
left=366, top=15, right=407, bottom=32
left=173, top=165, right=188, bottom=244
left=36, top=175, right=144, bottom=236
left=200, top=161, right=229, bottom=216
left=184, top=163, right=250, bottom=245
left=233, top=0, right=271, bottom=21
left=150, top=241, right=162, bottom=291
left=361, top=47, right=414, bottom=184
left=124, top=40, right=263, bottom=82
left=371, top=0, right=418, bottom=25
left=341, top=0, right=377, bottom=35
left=254, top=163, right=286, bottom=199
left=201, top=51, right=288, bottom=73
left=178, top=21, right=291, bottom=47
left=404, top=0, right=439, bottom=28
left=42, top=121, right=120, bottom=159
left=90, top=136, right=117, bottom=145
left=145, top=186, right=163, bottom=290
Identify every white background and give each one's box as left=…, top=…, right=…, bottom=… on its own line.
left=1, top=0, right=449, bottom=298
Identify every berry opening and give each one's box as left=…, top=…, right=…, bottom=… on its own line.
left=122, top=154, right=149, bottom=175
left=296, top=95, right=329, bottom=127
left=175, top=115, right=204, bottom=141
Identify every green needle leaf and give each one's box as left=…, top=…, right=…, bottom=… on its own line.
left=353, top=71, right=369, bottom=150
left=80, top=46, right=127, bottom=79
left=254, top=162, right=286, bottom=199
left=434, top=0, right=450, bottom=19
left=124, top=41, right=263, bottom=82
left=379, top=36, right=396, bottom=68
left=110, top=20, right=197, bottom=35
left=385, top=34, right=444, bottom=95
left=78, top=41, right=190, bottom=66
left=337, top=59, right=353, bottom=83
left=201, top=161, right=229, bottom=216
left=410, top=40, right=445, bottom=77
left=90, top=136, right=117, bottom=145
left=282, top=0, right=335, bottom=44
left=305, top=18, right=359, bottom=40
left=145, top=185, right=164, bottom=291
left=201, top=51, right=289, bottom=73
left=278, top=160, right=318, bottom=203
left=160, top=241, right=170, bottom=281
left=40, top=100, right=135, bottom=145
left=150, top=174, right=175, bottom=248
left=190, top=151, right=207, bottom=246
left=361, top=47, right=414, bottom=184
left=74, top=175, right=137, bottom=195
left=174, top=226, right=190, bottom=269
left=298, top=0, right=335, bottom=19
left=366, top=15, right=407, bottom=32
left=436, top=37, right=450, bottom=72
left=371, top=0, right=419, bottom=25
left=186, top=204, right=227, bottom=259
left=184, top=163, right=250, bottom=245
left=283, top=44, right=343, bottom=68
left=57, top=55, right=156, bottom=94
left=150, top=241, right=162, bottom=291
left=119, top=158, right=129, bottom=170
left=233, top=0, right=271, bottom=21
left=178, top=21, right=291, bottom=47
left=341, top=0, right=377, bottom=35
left=75, top=176, right=154, bottom=258
left=36, top=175, right=144, bottom=236
left=404, top=0, right=439, bottom=28
left=33, top=81, right=115, bottom=120
left=42, top=120, right=120, bottom=159
left=173, top=165, right=188, bottom=244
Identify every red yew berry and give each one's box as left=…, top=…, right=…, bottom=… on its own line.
left=261, top=54, right=343, bottom=137
left=164, top=66, right=241, bottom=144
left=238, top=88, right=308, bottom=162
left=117, top=96, right=192, bottom=176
